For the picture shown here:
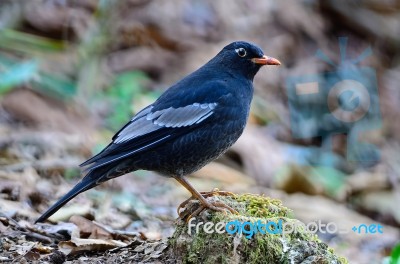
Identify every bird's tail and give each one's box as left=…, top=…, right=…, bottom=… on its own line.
left=35, top=175, right=99, bottom=223
left=35, top=158, right=136, bottom=223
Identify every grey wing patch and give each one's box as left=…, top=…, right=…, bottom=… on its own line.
left=131, top=105, right=153, bottom=121
left=114, top=103, right=217, bottom=144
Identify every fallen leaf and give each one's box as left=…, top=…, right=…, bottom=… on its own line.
left=11, top=241, right=36, bottom=256
left=69, top=215, right=113, bottom=240
left=48, top=203, right=92, bottom=223
left=58, top=237, right=127, bottom=256
left=35, top=221, right=79, bottom=239
left=24, top=249, right=41, bottom=261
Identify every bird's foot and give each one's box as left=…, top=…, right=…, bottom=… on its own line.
left=199, top=188, right=235, bottom=198
left=181, top=199, right=238, bottom=222
left=176, top=188, right=234, bottom=215
left=177, top=188, right=238, bottom=220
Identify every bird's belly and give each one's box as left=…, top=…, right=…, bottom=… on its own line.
left=136, top=120, right=245, bottom=176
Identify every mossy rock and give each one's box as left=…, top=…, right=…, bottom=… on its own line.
left=166, top=193, right=348, bottom=264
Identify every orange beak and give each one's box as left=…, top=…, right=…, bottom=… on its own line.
left=252, top=55, right=281, bottom=66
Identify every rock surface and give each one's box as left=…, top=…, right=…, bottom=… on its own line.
left=166, top=193, right=348, bottom=264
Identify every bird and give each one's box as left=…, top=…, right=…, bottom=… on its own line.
left=35, top=41, right=281, bottom=223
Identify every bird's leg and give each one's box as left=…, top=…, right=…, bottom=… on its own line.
left=174, top=177, right=238, bottom=219
left=176, top=188, right=235, bottom=215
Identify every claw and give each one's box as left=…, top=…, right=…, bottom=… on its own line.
left=177, top=188, right=238, bottom=221
left=186, top=205, right=206, bottom=222
left=177, top=196, right=194, bottom=216
left=174, top=178, right=238, bottom=221
left=199, top=189, right=235, bottom=198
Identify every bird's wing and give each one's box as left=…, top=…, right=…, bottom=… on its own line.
left=114, top=102, right=217, bottom=143
left=35, top=102, right=219, bottom=223
left=80, top=102, right=218, bottom=171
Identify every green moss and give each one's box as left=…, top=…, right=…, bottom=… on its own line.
left=234, top=193, right=291, bottom=218
left=338, top=256, right=349, bottom=264
left=167, top=193, right=348, bottom=264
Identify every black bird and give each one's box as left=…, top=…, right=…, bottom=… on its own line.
left=36, top=41, right=281, bottom=223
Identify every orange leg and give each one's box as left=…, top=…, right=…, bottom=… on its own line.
left=174, top=177, right=238, bottom=220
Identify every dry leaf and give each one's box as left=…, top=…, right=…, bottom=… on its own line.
left=48, top=203, right=92, bottom=223
left=58, top=237, right=127, bottom=256
left=11, top=242, right=36, bottom=256
left=69, top=215, right=118, bottom=240
left=35, top=221, right=79, bottom=239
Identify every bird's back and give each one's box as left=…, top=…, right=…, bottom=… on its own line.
left=121, top=71, right=254, bottom=176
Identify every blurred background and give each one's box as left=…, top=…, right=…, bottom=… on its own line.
left=0, top=0, right=399, bottom=263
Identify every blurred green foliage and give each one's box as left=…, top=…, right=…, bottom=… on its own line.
left=33, top=72, right=77, bottom=99
left=391, top=243, right=400, bottom=264
left=63, top=168, right=82, bottom=181
left=0, top=58, right=38, bottom=94
left=100, top=70, right=160, bottom=131
left=308, top=166, right=346, bottom=197
left=0, top=27, right=77, bottom=99
left=103, top=71, right=148, bottom=130
left=0, top=29, right=66, bottom=54
left=0, top=52, right=77, bottom=99
left=384, top=243, right=400, bottom=264
left=0, top=0, right=156, bottom=127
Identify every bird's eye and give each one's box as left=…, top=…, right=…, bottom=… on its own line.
left=235, top=48, right=247, bottom=57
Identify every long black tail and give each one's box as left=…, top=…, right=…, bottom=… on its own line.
left=35, top=157, right=136, bottom=223
left=35, top=175, right=99, bottom=223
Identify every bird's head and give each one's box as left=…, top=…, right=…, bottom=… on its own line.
left=212, top=41, right=281, bottom=80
